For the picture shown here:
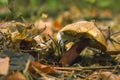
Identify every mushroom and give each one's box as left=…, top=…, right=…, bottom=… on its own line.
left=57, top=21, right=107, bottom=65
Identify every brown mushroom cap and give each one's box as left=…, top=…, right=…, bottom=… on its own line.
left=57, top=21, right=107, bottom=51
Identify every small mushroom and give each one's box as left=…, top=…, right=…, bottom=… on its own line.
left=57, top=21, right=107, bottom=65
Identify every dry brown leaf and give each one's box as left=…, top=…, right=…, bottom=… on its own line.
left=99, top=25, right=120, bottom=53
left=99, top=72, right=120, bottom=80
left=0, top=21, right=27, bottom=35
left=11, top=29, right=27, bottom=42
left=106, top=39, right=120, bottom=54
left=87, top=71, right=120, bottom=80
left=107, top=40, right=120, bottom=52
left=5, top=71, right=26, bottom=80
left=0, top=57, right=10, bottom=75
left=0, top=21, right=26, bottom=29
left=34, top=19, right=53, bottom=36
left=29, top=61, right=57, bottom=74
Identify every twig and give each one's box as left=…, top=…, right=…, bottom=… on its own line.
left=32, top=65, right=49, bottom=80
left=54, top=65, right=120, bottom=71
left=20, top=49, right=36, bottom=52
left=110, top=38, right=120, bottom=45
left=111, top=31, right=120, bottom=36
left=23, top=59, right=31, bottom=73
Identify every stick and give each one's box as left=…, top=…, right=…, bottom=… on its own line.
left=54, top=65, right=120, bottom=71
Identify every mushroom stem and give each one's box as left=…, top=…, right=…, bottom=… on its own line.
left=59, top=41, right=88, bottom=65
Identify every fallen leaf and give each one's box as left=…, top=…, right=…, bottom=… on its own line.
left=34, top=19, right=53, bottom=36
left=107, top=40, right=119, bottom=52
left=115, top=54, right=120, bottom=63
left=29, top=61, right=57, bottom=74
left=106, top=36, right=120, bottom=54
left=87, top=71, right=120, bottom=80
left=0, top=21, right=26, bottom=29
left=99, top=26, right=120, bottom=54
left=12, top=29, right=27, bottom=42
left=5, top=71, right=26, bottom=80
left=0, top=57, right=10, bottom=75
left=99, top=72, right=120, bottom=80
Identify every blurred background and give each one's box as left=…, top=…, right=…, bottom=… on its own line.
left=0, top=0, right=120, bottom=27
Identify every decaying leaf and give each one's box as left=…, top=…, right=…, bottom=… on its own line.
left=11, top=29, right=27, bottom=42
left=29, top=61, right=57, bottom=74
left=99, top=26, right=120, bottom=54
left=5, top=71, right=26, bottom=80
left=0, top=21, right=26, bottom=29
left=107, top=40, right=120, bottom=53
left=57, top=21, right=107, bottom=65
left=87, top=71, right=120, bottom=80
left=34, top=19, right=53, bottom=36
left=115, top=54, right=120, bottom=63
left=0, top=57, right=10, bottom=75
left=0, top=21, right=39, bottom=50
left=106, top=33, right=120, bottom=53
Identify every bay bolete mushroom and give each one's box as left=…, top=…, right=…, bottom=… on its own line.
left=57, top=21, right=107, bottom=65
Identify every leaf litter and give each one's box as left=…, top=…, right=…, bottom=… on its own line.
left=0, top=19, right=120, bottom=80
